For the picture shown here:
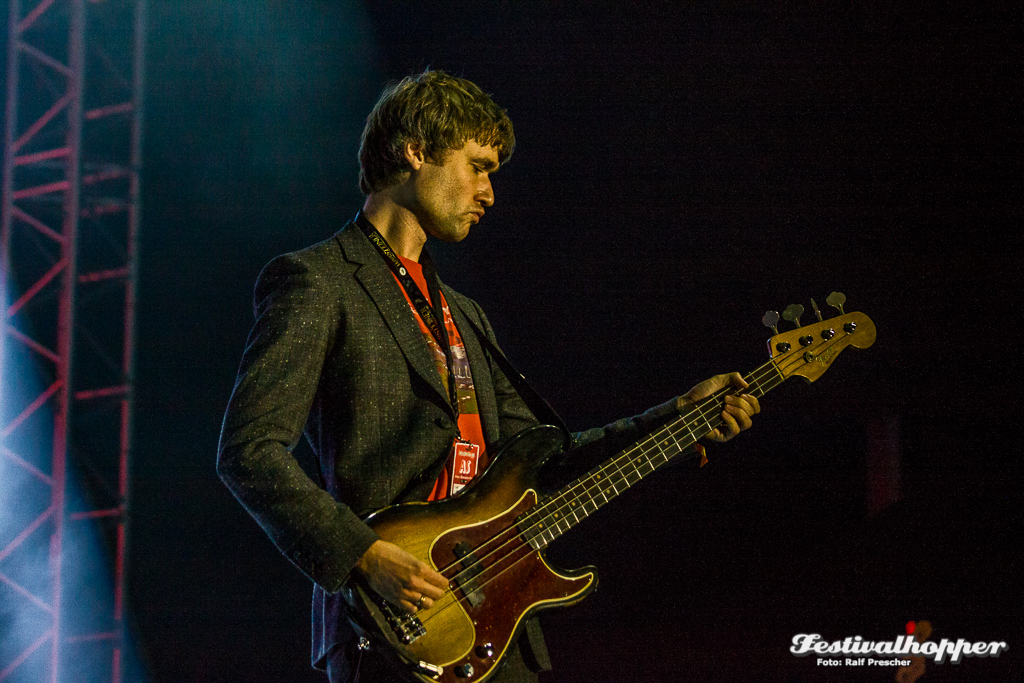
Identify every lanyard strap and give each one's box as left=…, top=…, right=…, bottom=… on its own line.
left=354, top=213, right=571, bottom=444
left=355, top=213, right=461, bottom=421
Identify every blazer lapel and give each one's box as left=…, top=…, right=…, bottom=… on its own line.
left=335, top=224, right=454, bottom=418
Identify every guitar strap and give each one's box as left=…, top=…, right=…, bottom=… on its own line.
left=451, top=301, right=571, bottom=443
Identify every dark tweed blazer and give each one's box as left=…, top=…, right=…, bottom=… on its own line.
left=217, top=221, right=679, bottom=671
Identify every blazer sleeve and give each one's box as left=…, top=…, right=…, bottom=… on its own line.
left=217, top=252, right=378, bottom=594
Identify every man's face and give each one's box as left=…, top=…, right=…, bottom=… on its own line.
left=408, top=139, right=498, bottom=243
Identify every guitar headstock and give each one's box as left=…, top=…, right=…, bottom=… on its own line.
left=764, top=298, right=876, bottom=383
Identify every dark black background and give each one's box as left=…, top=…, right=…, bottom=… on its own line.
left=114, top=2, right=1023, bottom=681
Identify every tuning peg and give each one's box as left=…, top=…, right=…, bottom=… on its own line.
left=810, top=298, right=823, bottom=322
left=782, top=304, right=805, bottom=328
left=762, top=310, right=780, bottom=335
left=826, top=291, right=846, bottom=315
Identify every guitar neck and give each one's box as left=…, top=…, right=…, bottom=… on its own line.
left=520, top=358, right=786, bottom=551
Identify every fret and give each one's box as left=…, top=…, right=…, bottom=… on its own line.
left=620, top=455, right=640, bottom=478
left=568, top=505, right=582, bottom=524
left=595, top=471, right=617, bottom=503
left=620, top=464, right=636, bottom=485
left=636, top=458, right=655, bottom=478
left=642, top=453, right=661, bottom=473
left=623, top=458, right=644, bottom=484
left=580, top=497, right=597, bottom=516
left=609, top=462, right=630, bottom=489
left=683, top=422, right=697, bottom=446
left=666, top=430, right=683, bottom=458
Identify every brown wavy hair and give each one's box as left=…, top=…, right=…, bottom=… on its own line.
left=358, top=70, right=515, bottom=195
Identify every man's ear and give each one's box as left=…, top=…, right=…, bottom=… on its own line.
left=403, top=142, right=426, bottom=171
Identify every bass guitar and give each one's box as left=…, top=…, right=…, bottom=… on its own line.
left=343, top=294, right=876, bottom=682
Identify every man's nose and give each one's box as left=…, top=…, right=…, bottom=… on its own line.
left=477, top=178, right=494, bottom=207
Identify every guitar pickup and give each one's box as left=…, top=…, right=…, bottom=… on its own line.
left=452, top=541, right=486, bottom=607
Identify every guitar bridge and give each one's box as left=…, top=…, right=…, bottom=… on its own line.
left=374, top=593, right=426, bottom=644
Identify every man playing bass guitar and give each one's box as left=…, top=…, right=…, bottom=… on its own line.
left=217, top=70, right=760, bottom=683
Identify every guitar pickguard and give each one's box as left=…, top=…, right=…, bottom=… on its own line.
left=348, top=462, right=596, bottom=683
left=419, top=490, right=595, bottom=682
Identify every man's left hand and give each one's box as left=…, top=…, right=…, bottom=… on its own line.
left=677, top=372, right=761, bottom=443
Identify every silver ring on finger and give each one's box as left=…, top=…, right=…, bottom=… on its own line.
left=416, top=595, right=425, bottom=609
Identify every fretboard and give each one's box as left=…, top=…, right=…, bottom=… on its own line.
left=519, top=359, right=785, bottom=550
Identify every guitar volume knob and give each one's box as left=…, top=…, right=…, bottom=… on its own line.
left=455, top=663, right=475, bottom=678
left=475, top=643, right=495, bottom=659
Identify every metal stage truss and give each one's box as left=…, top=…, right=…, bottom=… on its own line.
left=1, top=1, right=146, bottom=682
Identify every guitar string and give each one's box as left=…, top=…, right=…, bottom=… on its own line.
left=415, top=398, right=727, bottom=627
left=510, top=366, right=778, bottom=549
left=431, top=347, right=803, bottom=594
left=489, top=331, right=842, bottom=555
left=437, top=324, right=849, bottom=585
left=432, top=381, right=739, bottom=579
left=418, top=364, right=792, bottom=627
left=419, top=331, right=852, bottom=623
left=422, top=359, right=804, bottom=623
left=417, top=374, right=766, bottom=626
left=445, top=358, right=779, bottom=569
left=417, top=365, right=778, bottom=626
left=429, top=360, right=778, bottom=589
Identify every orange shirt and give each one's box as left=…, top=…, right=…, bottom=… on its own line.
left=394, top=257, right=487, bottom=500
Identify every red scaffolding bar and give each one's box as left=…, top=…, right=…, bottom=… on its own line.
left=1, top=1, right=146, bottom=681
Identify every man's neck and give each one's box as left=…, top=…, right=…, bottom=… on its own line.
left=361, top=193, right=427, bottom=261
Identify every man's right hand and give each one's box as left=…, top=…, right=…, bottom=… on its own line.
left=355, top=539, right=449, bottom=614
